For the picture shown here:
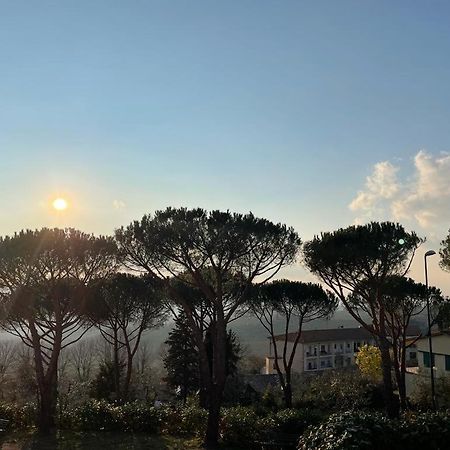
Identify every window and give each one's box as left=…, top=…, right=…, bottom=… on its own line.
left=446, top=355, right=450, bottom=371
left=409, top=352, right=417, bottom=360
left=423, top=352, right=435, bottom=368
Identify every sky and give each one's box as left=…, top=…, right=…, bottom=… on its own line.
left=0, top=1, right=449, bottom=294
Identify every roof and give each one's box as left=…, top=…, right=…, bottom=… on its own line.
left=414, top=329, right=450, bottom=341
left=274, top=327, right=372, bottom=344
left=241, top=374, right=279, bottom=393
left=273, top=325, right=422, bottom=344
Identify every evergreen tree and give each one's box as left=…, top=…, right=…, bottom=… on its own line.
left=163, top=315, right=200, bottom=402
left=164, top=314, right=242, bottom=403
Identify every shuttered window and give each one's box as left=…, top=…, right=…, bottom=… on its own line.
left=445, top=355, right=450, bottom=371
left=423, top=352, right=435, bottom=368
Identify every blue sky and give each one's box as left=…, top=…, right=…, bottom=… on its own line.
left=1, top=1, right=449, bottom=292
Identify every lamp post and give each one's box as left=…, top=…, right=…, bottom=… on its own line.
left=424, top=249, right=437, bottom=409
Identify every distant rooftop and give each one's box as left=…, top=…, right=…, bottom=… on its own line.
left=273, top=325, right=421, bottom=344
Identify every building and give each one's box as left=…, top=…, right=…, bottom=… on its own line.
left=265, top=327, right=377, bottom=375
left=405, top=330, right=450, bottom=397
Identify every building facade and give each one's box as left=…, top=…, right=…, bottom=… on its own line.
left=265, top=327, right=377, bottom=375
left=406, top=331, right=450, bottom=397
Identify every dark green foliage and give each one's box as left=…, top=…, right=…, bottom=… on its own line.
left=205, top=328, right=242, bottom=378
left=272, top=408, right=321, bottom=435
left=220, top=406, right=261, bottom=448
left=60, top=400, right=160, bottom=433
left=0, top=403, right=36, bottom=430
left=158, top=402, right=208, bottom=437
left=220, top=406, right=320, bottom=449
left=90, top=360, right=125, bottom=401
left=163, top=314, right=242, bottom=401
left=298, top=410, right=450, bottom=450
left=297, top=370, right=385, bottom=413
left=298, top=411, right=395, bottom=450
left=163, top=315, right=200, bottom=401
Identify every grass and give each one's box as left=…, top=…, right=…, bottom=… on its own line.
left=0, top=432, right=242, bottom=449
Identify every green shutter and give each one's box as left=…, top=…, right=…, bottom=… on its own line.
left=423, top=352, right=430, bottom=367
left=445, top=355, right=450, bottom=371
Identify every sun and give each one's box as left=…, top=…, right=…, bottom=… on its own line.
left=52, top=198, right=68, bottom=211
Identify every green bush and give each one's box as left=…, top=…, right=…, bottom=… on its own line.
left=298, top=410, right=450, bottom=450
left=158, top=403, right=207, bottom=437
left=298, top=411, right=395, bottom=450
left=272, top=408, right=321, bottom=435
left=60, top=400, right=161, bottom=433
left=63, top=400, right=119, bottom=431
left=118, top=401, right=159, bottom=432
left=220, top=406, right=262, bottom=448
left=296, top=370, right=381, bottom=412
left=0, top=402, right=36, bottom=429
left=400, top=411, right=450, bottom=450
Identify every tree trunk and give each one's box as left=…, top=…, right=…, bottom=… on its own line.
left=197, top=341, right=211, bottom=409
left=37, top=370, right=58, bottom=433
left=379, top=337, right=398, bottom=418
left=113, top=329, right=121, bottom=401
left=203, top=318, right=227, bottom=448
left=283, top=380, right=293, bottom=408
left=123, top=355, right=133, bottom=401
left=399, top=342, right=407, bottom=410
left=204, top=384, right=222, bottom=449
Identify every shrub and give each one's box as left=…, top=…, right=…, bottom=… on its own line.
left=298, top=411, right=396, bottom=450
left=158, top=402, right=207, bottom=437
left=400, top=411, right=450, bottom=450
left=272, top=408, right=321, bottom=435
left=63, top=400, right=119, bottom=431
left=296, top=370, right=381, bottom=412
left=220, top=406, right=262, bottom=448
left=0, top=402, right=36, bottom=429
left=298, top=410, right=450, bottom=450
left=118, top=401, right=159, bottom=432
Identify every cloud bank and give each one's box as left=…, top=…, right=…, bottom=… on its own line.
left=349, top=151, right=450, bottom=241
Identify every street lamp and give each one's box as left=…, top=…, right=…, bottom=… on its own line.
left=424, top=249, right=437, bottom=409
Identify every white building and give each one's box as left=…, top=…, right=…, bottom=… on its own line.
left=265, top=327, right=377, bottom=375
left=406, top=330, right=450, bottom=396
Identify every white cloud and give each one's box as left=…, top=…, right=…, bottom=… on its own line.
left=113, top=199, right=126, bottom=210
left=349, top=150, right=450, bottom=240
left=349, top=161, right=399, bottom=222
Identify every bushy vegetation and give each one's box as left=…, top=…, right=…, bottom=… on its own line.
left=0, top=403, right=36, bottom=430
left=295, top=369, right=384, bottom=412
left=298, top=410, right=450, bottom=450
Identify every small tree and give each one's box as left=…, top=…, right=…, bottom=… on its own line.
left=90, top=273, right=167, bottom=400
left=250, top=280, right=337, bottom=407
left=356, top=345, right=382, bottom=383
left=303, top=222, right=423, bottom=418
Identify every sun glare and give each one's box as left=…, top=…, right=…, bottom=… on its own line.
left=52, top=198, right=68, bottom=211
